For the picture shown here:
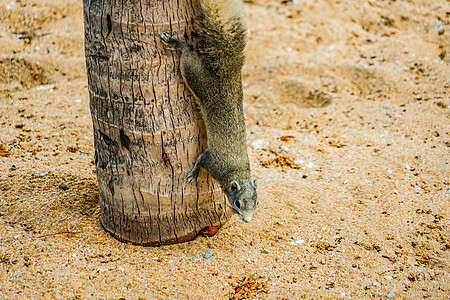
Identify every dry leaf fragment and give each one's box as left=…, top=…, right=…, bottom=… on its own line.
left=329, top=141, right=345, bottom=148
left=67, top=146, right=78, bottom=153
left=259, top=153, right=301, bottom=169
left=201, top=226, right=218, bottom=237
left=0, top=150, right=12, bottom=157
left=230, top=273, right=269, bottom=299
left=280, top=135, right=295, bottom=141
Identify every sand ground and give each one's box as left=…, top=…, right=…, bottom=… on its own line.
left=0, top=0, right=449, bottom=299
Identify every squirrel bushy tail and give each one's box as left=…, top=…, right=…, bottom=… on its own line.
left=197, top=0, right=246, bottom=77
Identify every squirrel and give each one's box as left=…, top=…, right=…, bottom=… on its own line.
left=160, top=0, right=258, bottom=222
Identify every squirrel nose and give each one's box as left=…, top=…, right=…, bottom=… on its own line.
left=239, top=210, right=254, bottom=223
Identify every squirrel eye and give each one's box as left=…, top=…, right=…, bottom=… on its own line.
left=234, top=200, right=241, bottom=209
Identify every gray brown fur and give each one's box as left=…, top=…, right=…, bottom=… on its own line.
left=160, top=0, right=257, bottom=222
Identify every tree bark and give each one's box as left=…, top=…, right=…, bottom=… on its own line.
left=83, top=0, right=232, bottom=246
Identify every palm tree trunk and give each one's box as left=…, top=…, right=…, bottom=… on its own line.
left=82, top=0, right=232, bottom=246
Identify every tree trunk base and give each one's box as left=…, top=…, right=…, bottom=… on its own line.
left=99, top=182, right=233, bottom=246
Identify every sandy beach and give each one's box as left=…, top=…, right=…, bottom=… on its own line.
left=0, top=0, right=449, bottom=299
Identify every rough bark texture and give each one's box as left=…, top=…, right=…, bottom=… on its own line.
left=83, top=0, right=232, bottom=246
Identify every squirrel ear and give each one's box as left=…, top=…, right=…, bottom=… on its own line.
left=253, top=178, right=259, bottom=188
left=231, top=181, right=240, bottom=191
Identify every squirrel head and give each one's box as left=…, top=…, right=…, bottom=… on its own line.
left=225, top=178, right=258, bottom=222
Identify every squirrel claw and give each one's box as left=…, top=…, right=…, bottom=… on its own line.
left=160, top=32, right=172, bottom=42
left=160, top=32, right=178, bottom=50
left=187, top=168, right=199, bottom=182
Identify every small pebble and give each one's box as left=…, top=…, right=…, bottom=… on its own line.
left=306, top=162, right=315, bottom=169
left=35, top=84, right=55, bottom=92
left=306, top=247, right=316, bottom=253
left=59, top=183, right=69, bottom=191
left=251, top=139, right=269, bottom=150
left=294, top=159, right=304, bottom=165
left=386, top=290, right=395, bottom=298
left=290, top=238, right=305, bottom=245
left=72, top=281, right=82, bottom=290
left=204, top=250, right=213, bottom=259
left=435, top=22, right=444, bottom=34
left=35, top=84, right=55, bottom=91
left=24, top=256, right=30, bottom=267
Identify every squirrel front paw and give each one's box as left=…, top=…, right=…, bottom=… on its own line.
left=187, top=166, right=200, bottom=182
